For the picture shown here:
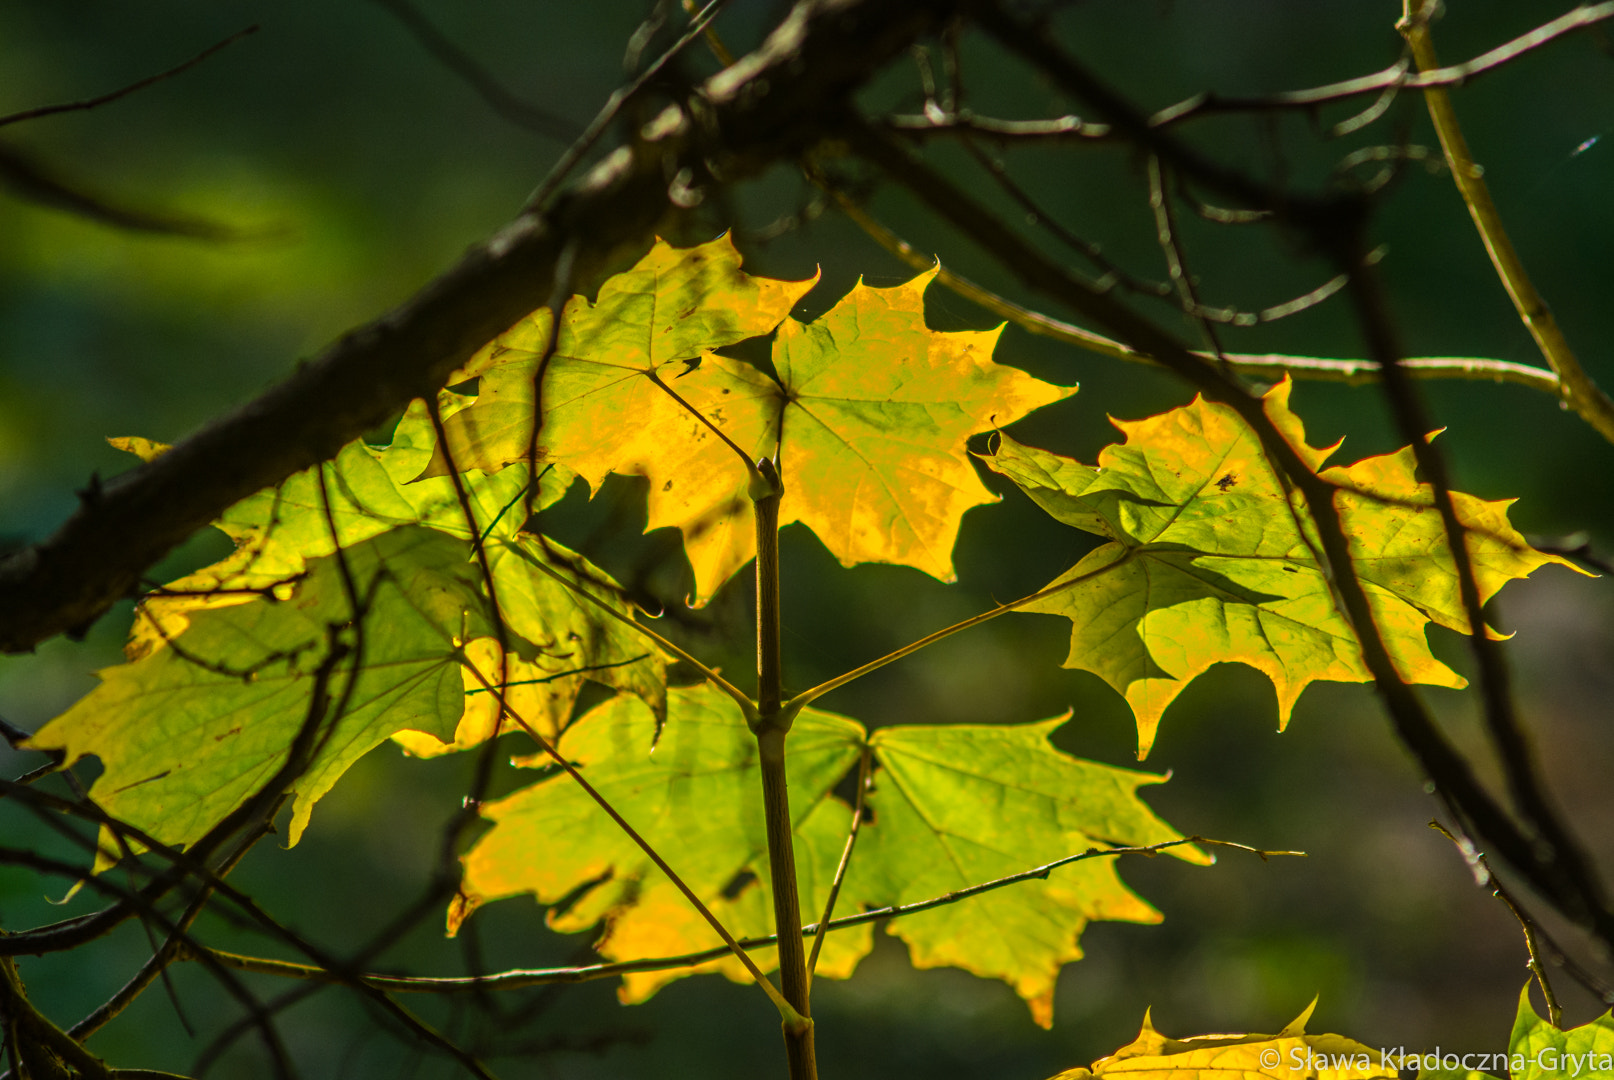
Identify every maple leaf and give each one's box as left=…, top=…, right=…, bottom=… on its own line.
left=398, top=531, right=667, bottom=753
left=1047, top=1001, right=1397, bottom=1080
left=983, top=379, right=1580, bottom=758
left=1500, top=984, right=1614, bottom=1080
left=112, top=401, right=664, bottom=748
left=27, top=527, right=490, bottom=868
left=432, top=235, right=1075, bottom=601
left=450, top=683, right=1201, bottom=1023
left=427, top=234, right=816, bottom=600
left=122, top=398, right=571, bottom=658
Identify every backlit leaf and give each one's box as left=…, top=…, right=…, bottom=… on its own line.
left=432, top=236, right=1074, bottom=601
left=125, top=398, right=571, bottom=658
left=1048, top=1002, right=1397, bottom=1080
left=28, top=527, right=489, bottom=867
left=451, top=685, right=1200, bottom=1022
left=1505, top=984, right=1614, bottom=1080
left=427, top=234, right=815, bottom=600
left=983, top=379, right=1579, bottom=758
left=847, top=720, right=1209, bottom=1028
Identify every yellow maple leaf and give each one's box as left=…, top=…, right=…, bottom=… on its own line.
left=1049, top=1002, right=1397, bottom=1080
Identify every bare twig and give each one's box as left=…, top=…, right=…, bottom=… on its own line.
left=806, top=745, right=871, bottom=988
left=1428, top=821, right=1614, bottom=1016
left=180, top=836, right=1293, bottom=992
left=0, top=28, right=258, bottom=129
left=1398, top=0, right=1614, bottom=446
left=815, top=163, right=1558, bottom=392
left=886, top=109, right=1111, bottom=141
left=1148, top=4, right=1614, bottom=127
left=0, top=144, right=260, bottom=240
left=368, top=0, right=578, bottom=140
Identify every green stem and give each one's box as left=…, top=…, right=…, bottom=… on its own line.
left=783, top=546, right=1132, bottom=718
left=751, top=458, right=817, bottom=1079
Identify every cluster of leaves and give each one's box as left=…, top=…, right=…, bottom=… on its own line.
left=24, top=236, right=1574, bottom=1038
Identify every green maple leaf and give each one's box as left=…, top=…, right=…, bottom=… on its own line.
left=28, top=527, right=489, bottom=867
left=451, top=683, right=1202, bottom=1025
left=982, top=379, right=1580, bottom=758
left=431, top=236, right=1075, bottom=601
left=114, top=399, right=664, bottom=748
left=848, top=721, right=1209, bottom=1028
left=1502, top=984, right=1614, bottom=1080
left=122, top=399, right=570, bottom=656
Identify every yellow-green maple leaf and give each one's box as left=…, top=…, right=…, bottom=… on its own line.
left=983, top=379, right=1580, bottom=758
left=426, top=234, right=816, bottom=599
left=112, top=400, right=663, bottom=748
left=1048, top=1001, right=1397, bottom=1080
left=431, top=236, right=1074, bottom=601
left=1500, top=984, right=1614, bottom=1080
left=451, top=684, right=1201, bottom=1023
left=28, top=527, right=489, bottom=868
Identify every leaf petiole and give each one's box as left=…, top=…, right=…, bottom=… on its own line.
left=782, top=546, right=1132, bottom=718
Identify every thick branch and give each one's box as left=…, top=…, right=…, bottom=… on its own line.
left=0, top=0, right=952, bottom=654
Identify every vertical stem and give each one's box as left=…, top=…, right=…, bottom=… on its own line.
left=751, top=458, right=817, bottom=1080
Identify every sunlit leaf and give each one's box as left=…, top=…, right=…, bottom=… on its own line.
left=427, top=234, right=816, bottom=600
left=432, top=236, right=1074, bottom=600
left=1048, top=1002, right=1397, bottom=1080
left=983, top=378, right=1580, bottom=758
left=125, top=398, right=572, bottom=658
left=847, top=720, right=1209, bottom=1028
left=1503, top=984, right=1614, bottom=1080
left=28, top=527, right=489, bottom=867
left=451, top=686, right=1200, bottom=1021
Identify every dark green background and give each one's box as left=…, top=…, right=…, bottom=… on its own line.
left=3, top=2, right=1614, bottom=1077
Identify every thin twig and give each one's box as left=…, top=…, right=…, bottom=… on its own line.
left=1398, top=0, right=1614, bottom=447
left=782, top=547, right=1133, bottom=719
left=806, top=745, right=871, bottom=989
left=456, top=662, right=792, bottom=1018
left=1427, top=821, right=1607, bottom=1019
left=523, top=0, right=731, bottom=211
left=0, top=144, right=261, bottom=240
left=1147, top=3, right=1614, bottom=127
left=886, top=109, right=1111, bottom=142
left=0, top=28, right=258, bottom=129
left=368, top=0, right=577, bottom=140
left=816, top=174, right=1559, bottom=392
left=180, top=836, right=1295, bottom=992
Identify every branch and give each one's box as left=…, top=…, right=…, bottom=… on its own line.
left=0, top=143, right=260, bottom=240
left=1398, top=0, right=1614, bottom=446
left=815, top=163, right=1562, bottom=393
left=0, top=0, right=955, bottom=654
left=0, top=28, right=258, bottom=129
left=179, top=837, right=1293, bottom=992
left=367, top=0, right=578, bottom=141
left=1148, top=3, right=1614, bottom=127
